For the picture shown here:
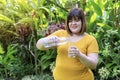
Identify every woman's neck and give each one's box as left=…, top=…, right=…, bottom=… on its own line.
left=71, top=32, right=85, bottom=37
left=69, top=32, right=86, bottom=42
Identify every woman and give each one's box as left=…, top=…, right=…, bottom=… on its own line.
left=36, top=8, right=99, bottom=80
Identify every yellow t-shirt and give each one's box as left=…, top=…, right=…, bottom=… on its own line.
left=50, top=30, right=99, bottom=80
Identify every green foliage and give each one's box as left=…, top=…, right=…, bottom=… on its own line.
left=0, top=44, right=4, bottom=54
left=90, top=1, right=102, bottom=16
left=38, top=49, right=56, bottom=71
left=22, top=74, right=53, bottom=80
left=0, top=14, right=14, bottom=24
left=98, top=67, right=110, bottom=80
left=0, top=44, right=18, bottom=78
left=0, top=0, right=120, bottom=79
left=91, top=27, right=120, bottom=80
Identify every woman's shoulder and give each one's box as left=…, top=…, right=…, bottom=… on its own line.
left=51, top=29, right=67, bottom=36
left=83, top=33, right=98, bottom=45
left=55, top=29, right=67, bottom=34
left=85, top=33, right=96, bottom=40
left=55, top=29, right=66, bottom=33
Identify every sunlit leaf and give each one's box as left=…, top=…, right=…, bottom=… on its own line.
left=97, top=23, right=105, bottom=27
left=17, top=17, right=33, bottom=23
left=42, top=61, right=51, bottom=70
left=16, top=0, right=31, bottom=12
left=0, top=44, right=4, bottom=54
left=0, top=0, right=6, bottom=5
left=97, top=23, right=112, bottom=29
left=90, top=1, right=102, bottom=16
left=0, top=14, right=14, bottom=24
left=3, top=44, right=18, bottom=64
left=6, top=9, right=23, bottom=18
left=38, top=0, right=45, bottom=7
left=90, top=13, right=97, bottom=23
left=38, top=7, right=50, bottom=14
left=28, top=0, right=37, bottom=9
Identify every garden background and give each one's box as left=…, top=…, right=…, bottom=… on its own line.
left=0, top=0, right=120, bottom=80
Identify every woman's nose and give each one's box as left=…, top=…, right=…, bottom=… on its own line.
left=71, top=21, right=76, bottom=25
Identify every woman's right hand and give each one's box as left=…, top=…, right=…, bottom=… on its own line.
left=48, top=36, right=60, bottom=44
left=36, top=36, right=60, bottom=50
left=44, top=36, right=60, bottom=48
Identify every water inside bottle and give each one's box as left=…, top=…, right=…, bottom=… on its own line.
left=57, top=37, right=69, bottom=46
left=44, top=37, right=69, bottom=48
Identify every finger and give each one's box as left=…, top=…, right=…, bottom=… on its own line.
left=52, top=37, right=57, bottom=43
left=54, top=37, right=59, bottom=43
left=72, top=55, right=76, bottom=58
left=70, top=46, right=77, bottom=49
left=48, top=37, right=53, bottom=43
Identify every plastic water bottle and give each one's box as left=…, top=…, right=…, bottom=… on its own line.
left=57, top=37, right=69, bottom=46
left=44, top=37, right=69, bottom=48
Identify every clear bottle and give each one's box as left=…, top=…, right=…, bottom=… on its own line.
left=44, top=37, right=69, bottom=48
left=57, top=37, right=69, bottom=46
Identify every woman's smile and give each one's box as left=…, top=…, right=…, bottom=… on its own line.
left=69, top=20, right=82, bottom=34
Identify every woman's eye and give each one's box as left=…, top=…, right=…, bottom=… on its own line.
left=75, top=19, right=79, bottom=22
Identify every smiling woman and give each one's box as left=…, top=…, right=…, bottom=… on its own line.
left=66, top=8, right=86, bottom=36
left=36, top=8, right=99, bottom=80
left=68, top=19, right=82, bottom=34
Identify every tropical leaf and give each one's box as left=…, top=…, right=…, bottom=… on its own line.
left=0, top=14, right=14, bottom=24
left=6, top=9, right=23, bottom=18
left=3, top=44, right=18, bottom=64
left=0, top=44, right=4, bottom=54
left=97, top=23, right=112, bottom=29
left=0, top=0, right=6, bottom=5
left=42, top=61, right=51, bottom=70
left=28, top=0, right=37, bottom=9
left=16, top=0, right=31, bottom=13
left=90, top=1, right=102, bottom=16
left=90, top=13, right=97, bottom=23
left=17, top=17, right=33, bottom=24
left=38, top=0, right=45, bottom=7
left=38, top=7, right=50, bottom=14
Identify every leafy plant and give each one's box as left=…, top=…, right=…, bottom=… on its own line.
left=22, top=74, right=53, bottom=80
left=91, top=27, right=120, bottom=80
left=0, top=0, right=120, bottom=79
left=0, top=44, right=18, bottom=78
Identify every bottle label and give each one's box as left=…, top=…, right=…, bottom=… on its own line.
left=44, top=37, right=69, bottom=48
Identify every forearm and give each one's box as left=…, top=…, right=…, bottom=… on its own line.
left=78, top=52, right=98, bottom=69
left=36, top=36, right=58, bottom=50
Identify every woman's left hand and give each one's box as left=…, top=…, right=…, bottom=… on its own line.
left=68, top=46, right=80, bottom=58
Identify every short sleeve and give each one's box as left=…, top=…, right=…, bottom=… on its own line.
left=87, top=38, right=99, bottom=54
left=48, top=30, right=66, bottom=37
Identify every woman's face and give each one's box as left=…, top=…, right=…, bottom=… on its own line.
left=68, top=18, right=82, bottom=35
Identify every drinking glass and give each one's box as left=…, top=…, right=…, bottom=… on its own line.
left=68, top=39, right=76, bottom=58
